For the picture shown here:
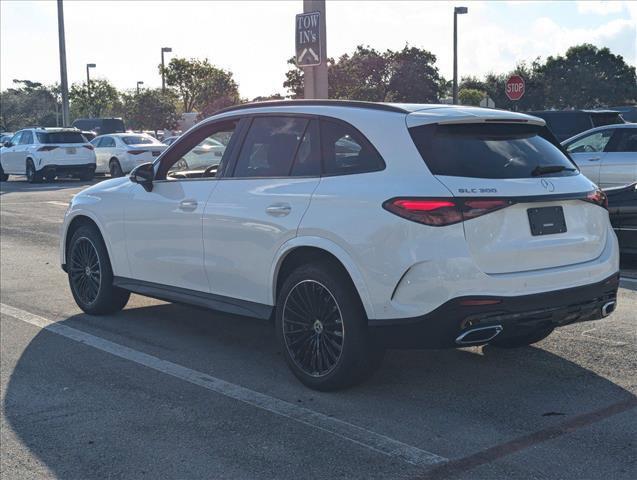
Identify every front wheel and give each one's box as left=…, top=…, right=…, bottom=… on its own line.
left=67, top=225, right=130, bottom=315
left=276, top=262, right=383, bottom=391
left=26, top=159, right=42, bottom=183
left=0, top=163, right=8, bottom=181
left=109, top=159, right=123, bottom=177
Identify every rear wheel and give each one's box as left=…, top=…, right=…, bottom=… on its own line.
left=26, top=159, right=42, bottom=183
left=109, top=159, right=123, bottom=177
left=490, top=326, right=554, bottom=348
left=67, top=224, right=130, bottom=315
left=276, top=261, right=384, bottom=391
left=0, top=164, right=8, bottom=181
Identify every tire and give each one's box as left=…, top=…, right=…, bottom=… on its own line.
left=79, top=169, right=95, bottom=181
left=0, top=164, right=8, bottom=181
left=26, top=159, right=42, bottom=183
left=67, top=224, right=130, bottom=315
left=109, top=159, right=123, bottom=177
left=276, top=261, right=384, bottom=391
left=490, top=326, right=554, bottom=348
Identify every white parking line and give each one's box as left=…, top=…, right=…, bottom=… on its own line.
left=46, top=201, right=70, bottom=207
left=0, top=303, right=447, bottom=468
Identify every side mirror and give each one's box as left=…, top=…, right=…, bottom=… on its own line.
left=3, top=141, right=12, bottom=148
left=130, top=162, right=154, bottom=192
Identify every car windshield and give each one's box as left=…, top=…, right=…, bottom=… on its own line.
left=36, top=131, right=86, bottom=144
left=122, top=135, right=157, bottom=145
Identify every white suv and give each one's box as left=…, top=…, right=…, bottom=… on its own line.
left=1, top=127, right=96, bottom=182
left=60, top=101, right=620, bottom=390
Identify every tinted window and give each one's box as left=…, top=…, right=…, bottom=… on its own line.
left=320, top=119, right=384, bottom=175
left=566, top=130, right=613, bottom=154
left=20, top=131, right=33, bottom=144
left=291, top=120, right=320, bottom=176
left=10, top=132, right=22, bottom=145
left=234, top=117, right=307, bottom=178
left=611, top=129, right=637, bottom=153
left=535, top=112, right=592, bottom=138
left=122, top=135, right=157, bottom=145
left=101, top=137, right=116, bottom=148
left=36, top=131, right=86, bottom=144
left=409, top=123, right=577, bottom=179
left=591, top=113, right=623, bottom=128
left=166, top=122, right=237, bottom=178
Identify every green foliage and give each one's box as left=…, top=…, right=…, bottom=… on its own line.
left=0, top=80, right=59, bottom=130
left=458, top=88, right=485, bottom=106
left=284, top=44, right=443, bottom=102
left=160, top=57, right=240, bottom=113
left=69, top=79, right=120, bottom=119
left=122, top=89, right=179, bottom=133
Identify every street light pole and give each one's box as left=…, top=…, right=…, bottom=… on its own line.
left=57, top=0, right=70, bottom=126
left=137, top=81, right=144, bottom=94
left=453, top=6, right=468, bottom=105
left=161, top=47, right=172, bottom=92
left=86, top=63, right=96, bottom=116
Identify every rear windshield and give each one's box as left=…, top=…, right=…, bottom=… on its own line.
left=36, top=131, right=86, bottom=144
left=409, top=123, right=578, bottom=179
left=122, top=135, right=157, bottom=145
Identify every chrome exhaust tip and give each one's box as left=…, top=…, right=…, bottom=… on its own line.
left=455, top=325, right=503, bottom=345
left=601, top=301, right=616, bottom=317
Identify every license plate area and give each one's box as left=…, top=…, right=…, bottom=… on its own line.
left=527, top=206, right=567, bottom=236
left=66, top=147, right=76, bottom=154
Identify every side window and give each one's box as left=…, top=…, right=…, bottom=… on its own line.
left=36, top=132, right=47, bottom=143
left=10, top=132, right=22, bottom=145
left=162, top=120, right=238, bottom=179
left=611, top=130, right=637, bottom=153
left=102, top=137, right=115, bottom=148
left=90, top=137, right=102, bottom=147
left=20, top=131, right=33, bottom=145
left=566, top=130, right=613, bottom=153
left=290, top=119, right=320, bottom=177
left=320, top=119, right=384, bottom=175
left=233, top=116, right=307, bottom=178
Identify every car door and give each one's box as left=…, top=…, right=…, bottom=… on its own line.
left=565, top=129, right=614, bottom=185
left=15, top=130, right=34, bottom=173
left=91, top=137, right=108, bottom=173
left=123, top=119, right=241, bottom=293
left=203, top=115, right=321, bottom=307
left=599, top=128, right=637, bottom=188
left=1, top=132, right=22, bottom=173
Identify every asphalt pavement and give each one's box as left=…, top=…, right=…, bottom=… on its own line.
left=1, top=177, right=635, bottom=480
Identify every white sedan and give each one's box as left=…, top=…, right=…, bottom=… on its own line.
left=91, top=133, right=167, bottom=177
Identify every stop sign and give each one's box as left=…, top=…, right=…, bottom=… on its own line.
left=505, top=75, right=525, bottom=101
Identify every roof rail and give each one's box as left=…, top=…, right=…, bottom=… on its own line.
left=214, top=99, right=409, bottom=116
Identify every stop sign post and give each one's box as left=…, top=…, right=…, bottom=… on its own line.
left=506, top=75, right=525, bottom=101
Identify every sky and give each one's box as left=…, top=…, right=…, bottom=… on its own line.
left=1, top=0, right=635, bottom=100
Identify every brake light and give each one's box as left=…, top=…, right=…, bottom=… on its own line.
left=128, top=149, right=148, bottom=155
left=83, top=145, right=94, bottom=151
left=37, top=146, right=58, bottom=151
left=583, top=189, right=608, bottom=209
left=383, top=198, right=512, bottom=226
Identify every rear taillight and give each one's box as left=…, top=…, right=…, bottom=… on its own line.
left=83, top=145, right=94, bottom=151
left=38, top=146, right=58, bottom=151
left=383, top=197, right=512, bottom=226
left=582, top=189, right=608, bottom=209
left=128, top=149, right=148, bottom=155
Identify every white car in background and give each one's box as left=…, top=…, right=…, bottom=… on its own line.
left=1, top=127, right=96, bottom=182
left=91, top=133, right=167, bottom=177
left=563, top=124, right=637, bottom=188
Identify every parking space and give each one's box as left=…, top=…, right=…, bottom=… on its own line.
left=1, top=179, right=636, bottom=479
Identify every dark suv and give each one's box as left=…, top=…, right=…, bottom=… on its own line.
left=527, top=110, right=625, bottom=142
left=72, top=118, right=126, bottom=136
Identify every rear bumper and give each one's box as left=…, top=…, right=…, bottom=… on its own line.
left=39, top=163, right=95, bottom=177
left=370, top=273, right=620, bottom=349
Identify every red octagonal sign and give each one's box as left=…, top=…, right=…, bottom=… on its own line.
left=506, top=75, right=525, bottom=101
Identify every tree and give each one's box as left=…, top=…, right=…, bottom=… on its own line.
left=283, top=45, right=443, bottom=102
left=539, top=44, right=637, bottom=108
left=0, top=80, right=58, bottom=130
left=160, top=57, right=240, bottom=113
left=122, top=89, right=179, bottom=133
left=69, top=79, right=120, bottom=119
left=458, top=88, right=484, bottom=106
left=252, top=93, right=284, bottom=102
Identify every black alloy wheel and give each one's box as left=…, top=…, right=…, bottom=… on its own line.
left=69, top=237, right=102, bottom=306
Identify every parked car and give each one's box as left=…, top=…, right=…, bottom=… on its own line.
left=90, top=133, right=167, bottom=176
left=607, top=106, right=637, bottom=123
left=1, top=127, right=96, bottom=182
left=528, top=110, right=625, bottom=142
left=72, top=118, right=126, bottom=135
left=563, top=124, right=637, bottom=188
left=606, top=182, right=637, bottom=257
left=0, top=132, right=14, bottom=144
left=60, top=101, right=619, bottom=390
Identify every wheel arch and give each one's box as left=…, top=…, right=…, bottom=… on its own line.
left=271, top=238, right=375, bottom=318
left=62, top=212, right=113, bottom=270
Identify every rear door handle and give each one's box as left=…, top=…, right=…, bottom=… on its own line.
left=179, top=199, right=198, bottom=211
left=266, top=203, right=292, bottom=217
left=588, top=157, right=600, bottom=162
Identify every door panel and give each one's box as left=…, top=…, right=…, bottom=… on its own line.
left=124, top=180, right=219, bottom=292
left=571, top=153, right=603, bottom=185
left=599, top=152, right=637, bottom=187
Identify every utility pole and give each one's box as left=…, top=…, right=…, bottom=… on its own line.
left=86, top=63, right=96, bottom=116
left=302, top=0, right=327, bottom=99
left=57, top=0, right=70, bottom=126
left=161, top=47, right=172, bottom=92
left=453, top=6, right=468, bottom=105
left=137, top=81, right=144, bottom=94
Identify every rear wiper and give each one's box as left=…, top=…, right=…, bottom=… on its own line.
left=531, top=165, right=576, bottom=176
